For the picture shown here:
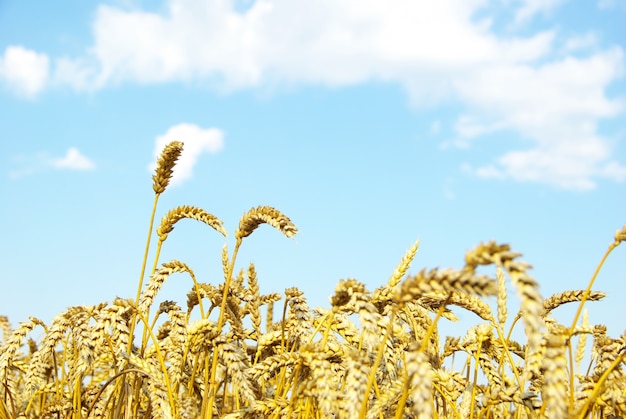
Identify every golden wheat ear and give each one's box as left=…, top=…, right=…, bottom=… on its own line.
left=157, top=205, right=227, bottom=241
left=542, top=290, right=605, bottom=318
left=387, top=240, right=420, bottom=288
left=152, top=141, right=184, bottom=194
left=235, top=206, right=297, bottom=241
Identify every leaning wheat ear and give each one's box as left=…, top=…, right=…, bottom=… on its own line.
left=235, top=205, right=298, bottom=241
left=150, top=205, right=227, bottom=286
left=157, top=205, right=227, bottom=241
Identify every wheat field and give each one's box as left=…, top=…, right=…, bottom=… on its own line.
left=1, top=141, right=624, bottom=418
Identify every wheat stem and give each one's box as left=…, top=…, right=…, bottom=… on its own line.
left=568, top=240, right=619, bottom=337
left=360, top=308, right=396, bottom=418
left=576, top=350, right=626, bottom=418
left=206, top=239, right=242, bottom=418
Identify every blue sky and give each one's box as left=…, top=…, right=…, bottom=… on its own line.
left=1, top=0, right=625, bottom=340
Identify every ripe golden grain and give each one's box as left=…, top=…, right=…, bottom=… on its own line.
left=2, top=141, right=624, bottom=418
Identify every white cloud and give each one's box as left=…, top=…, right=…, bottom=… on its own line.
left=150, top=123, right=224, bottom=187
left=469, top=139, right=626, bottom=190
left=9, top=147, right=95, bottom=179
left=52, top=147, right=96, bottom=170
left=453, top=116, right=506, bottom=143
left=5, top=0, right=625, bottom=190
left=0, top=46, right=50, bottom=97
left=453, top=47, right=625, bottom=190
left=70, top=0, right=547, bottom=92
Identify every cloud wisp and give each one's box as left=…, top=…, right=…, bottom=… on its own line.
left=9, top=148, right=96, bottom=179
left=3, top=0, right=625, bottom=190
left=52, top=148, right=96, bottom=171
left=150, top=123, right=224, bottom=187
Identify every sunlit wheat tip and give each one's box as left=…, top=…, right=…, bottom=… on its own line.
left=152, top=140, right=183, bottom=194
left=235, top=205, right=297, bottom=240
left=387, top=239, right=420, bottom=288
